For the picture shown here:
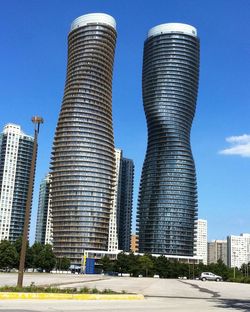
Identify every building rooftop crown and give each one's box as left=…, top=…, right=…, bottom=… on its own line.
left=71, top=13, right=116, bottom=32
left=3, top=123, right=33, bottom=140
left=148, top=23, right=197, bottom=38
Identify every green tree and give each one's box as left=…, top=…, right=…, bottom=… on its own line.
left=13, top=236, right=22, bottom=254
left=36, top=244, right=56, bottom=272
left=99, top=255, right=113, bottom=273
left=127, top=252, right=140, bottom=276
left=30, top=242, right=44, bottom=269
left=215, top=259, right=231, bottom=280
left=59, top=257, right=71, bottom=271
left=0, top=240, right=18, bottom=270
left=138, top=254, right=154, bottom=277
left=194, top=262, right=205, bottom=278
left=114, top=252, right=130, bottom=274
left=154, top=256, right=170, bottom=278
left=13, top=236, right=32, bottom=269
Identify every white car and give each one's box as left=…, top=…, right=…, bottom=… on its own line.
left=200, top=272, right=222, bottom=281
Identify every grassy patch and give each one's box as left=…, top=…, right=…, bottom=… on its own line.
left=0, top=284, right=122, bottom=294
left=228, top=277, right=250, bottom=283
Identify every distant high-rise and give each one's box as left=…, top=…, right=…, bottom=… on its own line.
left=108, top=150, right=134, bottom=252
left=130, top=234, right=139, bottom=253
left=108, top=149, right=122, bottom=252
left=137, top=23, right=200, bottom=256
left=35, top=174, right=52, bottom=245
left=194, top=219, right=207, bottom=264
left=207, top=240, right=227, bottom=265
left=227, top=234, right=250, bottom=268
left=51, top=13, right=117, bottom=264
left=118, top=157, right=134, bottom=251
left=0, top=124, right=34, bottom=242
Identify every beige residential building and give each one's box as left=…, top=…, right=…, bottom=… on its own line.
left=130, top=234, right=138, bottom=253
left=207, top=240, right=227, bottom=265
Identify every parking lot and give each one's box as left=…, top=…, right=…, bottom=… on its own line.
left=0, top=273, right=250, bottom=311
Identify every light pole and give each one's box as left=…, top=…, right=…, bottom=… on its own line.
left=17, top=117, right=43, bottom=287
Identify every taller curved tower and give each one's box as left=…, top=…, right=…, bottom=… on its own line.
left=137, top=23, right=200, bottom=256
left=51, top=13, right=117, bottom=264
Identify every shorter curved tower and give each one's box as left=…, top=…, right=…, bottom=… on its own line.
left=137, top=23, right=200, bottom=256
left=51, top=13, right=117, bottom=264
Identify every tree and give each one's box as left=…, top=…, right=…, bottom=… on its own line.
left=154, top=256, right=170, bottom=278
left=138, top=254, right=154, bottom=277
left=114, top=252, right=130, bottom=274
left=0, top=240, right=18, bottom=270
left=30, top=242, right=44, bottom=269
left=36, top=244, right=56, bottom=272
left=127, top=252, right=140, bottom=276
left=60, top=257, right=71, bottom=271
left=99, top=255, right=114, bottom=273
left=13, top=236, right=32, bottom=269
left=13, top=236, right=22, bottom=254
left=194, top=262, right=205, bottom=278
left=56, top=257, right=71, bottom=271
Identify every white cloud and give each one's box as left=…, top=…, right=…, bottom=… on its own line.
left=226, top=134, right=250, bottom=144
left=219, top=134, right=250, bottom=157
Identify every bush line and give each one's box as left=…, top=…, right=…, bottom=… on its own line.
left=0, top=285, right=122, bottom=294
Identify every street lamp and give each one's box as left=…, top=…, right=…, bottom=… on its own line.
left=17, top=117, right=43, bottom=287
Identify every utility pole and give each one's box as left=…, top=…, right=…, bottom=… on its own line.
left=17, top=117, right=43, bottom=287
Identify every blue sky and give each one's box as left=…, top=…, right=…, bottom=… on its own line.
left=0, top=0, right=250, bottom=243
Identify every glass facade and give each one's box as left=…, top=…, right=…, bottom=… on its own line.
left=137, top=24, right=200, bottom=256
left=51, top=14, right=117, bottom=264
left=108, top=150, right=134, bottom=253
left=9, top=135, right=34, bottom=242
left=118, top=158, right=134, bottom=252
left=35, top=174, right=51, bottom=244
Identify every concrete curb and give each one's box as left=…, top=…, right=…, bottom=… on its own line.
left=0, top=292, right=144, bottom=300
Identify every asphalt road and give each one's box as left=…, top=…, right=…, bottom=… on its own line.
left=0, top=273, right=250, bottom=311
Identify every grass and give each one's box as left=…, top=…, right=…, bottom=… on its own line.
left=0, top=284, right=122, bottom=294
left=228, top=277, right=250, bottom=284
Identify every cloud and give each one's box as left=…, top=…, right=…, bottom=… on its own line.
left=219, top=134, right=250, bottom=157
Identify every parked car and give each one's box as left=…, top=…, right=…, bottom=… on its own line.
left=200, top=272, right=222, bottom=281
left=178, top=276, right=187, bottom=280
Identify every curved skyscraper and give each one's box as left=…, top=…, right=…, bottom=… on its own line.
left=51, top=13, right=117, bottom=264
left=137, top=23, right=200, bottom=256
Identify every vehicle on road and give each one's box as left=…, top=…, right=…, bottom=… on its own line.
left=200, top=272, right=222, bottom=281
left=178, top=276, right=187, bottom=280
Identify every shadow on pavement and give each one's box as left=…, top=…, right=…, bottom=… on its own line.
left=214, top=299, right=250, bottom=312
left=180, top=280, right=220, bottom=298
left=0, top=310, right=43, bottom=312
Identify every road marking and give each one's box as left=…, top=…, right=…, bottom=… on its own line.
left=0, top=292, right=144, bottom=300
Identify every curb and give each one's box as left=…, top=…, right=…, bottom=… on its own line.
left=0, top=292, right=144, bottom=300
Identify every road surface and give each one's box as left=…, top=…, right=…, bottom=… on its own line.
left=0, top=273, right=249, bottom=311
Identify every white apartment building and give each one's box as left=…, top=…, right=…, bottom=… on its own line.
left=108, top=149, right=122, bottom=251
left=0, top=124, right=34, bottom=242
left=194, top=219, right=207, bottom=264
left=207, top=240, right=227, bottom=265
left=227, top=234, right=250, bottom=268
left=242, top=233, right=250, bottom=264
left=45, top=189, right=53, bottom=245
